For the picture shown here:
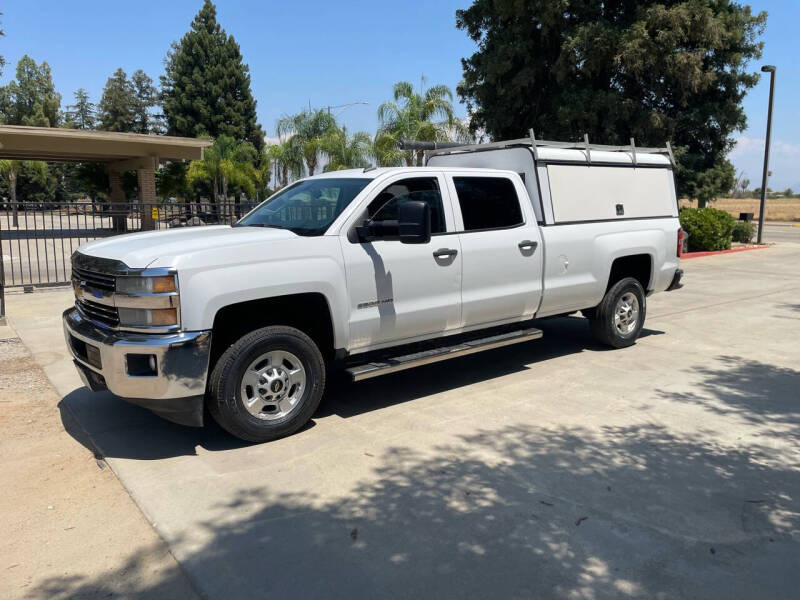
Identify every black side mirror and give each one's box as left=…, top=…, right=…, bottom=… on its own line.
left=398, top=200, right=431, bottom=244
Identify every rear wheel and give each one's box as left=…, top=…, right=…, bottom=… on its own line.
left=208, top=326, right=325, bottom=443
left=589, top=277, right=646, bottom=348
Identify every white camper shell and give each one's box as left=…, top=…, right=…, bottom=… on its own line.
left=426, top=138, right=680, bottom=317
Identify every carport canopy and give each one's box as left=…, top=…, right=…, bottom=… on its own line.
left=0, top=124, right=209, bottom=164
left=0, top=125, right=211, bottom=229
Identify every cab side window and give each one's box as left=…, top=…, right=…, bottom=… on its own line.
left=368, top=177, right=446, bottom=234
left=453, top=177, right=523, bottom=231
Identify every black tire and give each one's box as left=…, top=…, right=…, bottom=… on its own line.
left=589, top=277, right=646, bottom=349
left=208, top=326, right=325, bottom=443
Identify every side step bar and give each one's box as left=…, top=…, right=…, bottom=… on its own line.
left=346, top=327, right=543, bottom=381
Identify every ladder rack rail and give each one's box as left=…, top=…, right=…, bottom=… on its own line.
left=424, top=133, right=675, bottom=166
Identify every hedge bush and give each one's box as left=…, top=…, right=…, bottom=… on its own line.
left=732, top=220, right=756, bottom=244
left=679, top=207, right=736, bottom=251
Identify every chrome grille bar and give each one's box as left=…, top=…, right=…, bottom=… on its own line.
left=72, top=266, right=116, bottom=292
left=77, top=298, right=120, bottom=328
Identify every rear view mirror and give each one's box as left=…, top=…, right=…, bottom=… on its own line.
left=398, top=201, right=431, bottom=244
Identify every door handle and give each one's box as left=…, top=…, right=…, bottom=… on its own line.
left=518, top=240, right=538, bottom=251
left=433, top=248, right=458, bottom=259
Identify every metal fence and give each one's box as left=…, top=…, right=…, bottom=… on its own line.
left=0, top=200, right=259, bottom=318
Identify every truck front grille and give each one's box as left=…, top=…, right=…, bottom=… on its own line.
left=72, top=265, right=116, bottom=293
left=77, top=298, right=120, bottom=328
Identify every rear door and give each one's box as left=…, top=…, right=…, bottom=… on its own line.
left=446, top=173, right=543, bottom=328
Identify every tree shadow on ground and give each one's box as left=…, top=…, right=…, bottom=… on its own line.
left=658, top=355, right=799, bottom=433
left=38, top=354, right=800, bottom=599
left=60, top=317, right=660, bottom=460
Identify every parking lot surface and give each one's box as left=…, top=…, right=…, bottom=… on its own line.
left=6, top=242, right=799, bottom=599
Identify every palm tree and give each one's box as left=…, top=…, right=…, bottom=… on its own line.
left=322, top=126, right=373, bottom=171
left=187, top=135, right=258, bottom=202
left=276, top=109, right=338, bottom=177
left=268, top=138, right=304, bottom=188
left=0, top=160, right=49, bottom=227
left=376, top=77, right=470, bottom=167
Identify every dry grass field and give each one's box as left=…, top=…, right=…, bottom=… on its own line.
left=680, top=197, right=800, bottom=221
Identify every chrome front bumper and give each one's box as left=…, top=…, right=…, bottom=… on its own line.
left=63, top=308, right=212, bottom=425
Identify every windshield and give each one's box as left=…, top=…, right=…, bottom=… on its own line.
left=236, top=178, right=370, bottom=235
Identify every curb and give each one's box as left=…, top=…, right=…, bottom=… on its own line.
left=682, top=245, right=769, bottom=259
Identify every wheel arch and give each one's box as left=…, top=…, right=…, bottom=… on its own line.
left=209, top=293, right=336, bottom=375
left=605, top=253, right=653, bottom=292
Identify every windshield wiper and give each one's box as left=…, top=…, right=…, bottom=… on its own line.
left=238, top=223, right=289, bottom=229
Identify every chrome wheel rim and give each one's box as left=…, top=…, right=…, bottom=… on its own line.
left=614, top=292, right=640, bottom=335
left=240, top=350, right=306, bottom=420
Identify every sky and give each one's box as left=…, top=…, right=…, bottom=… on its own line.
left=2, top=0, right=797, bottom=189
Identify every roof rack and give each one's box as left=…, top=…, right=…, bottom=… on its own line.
left=424, top=133, right=676, bottom=167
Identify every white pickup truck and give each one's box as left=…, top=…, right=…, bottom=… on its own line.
left=63, top=137, right=684, bottom=442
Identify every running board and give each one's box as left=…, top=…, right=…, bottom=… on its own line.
left=346, top=327, right=543, bottom=381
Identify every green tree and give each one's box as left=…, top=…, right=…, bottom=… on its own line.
left=0, top=13, right=6, bottom=78
left=131, top=69, right=163, bottom=134
left=268, top=139, right=304, bottom=188
left=186, top=135, right=258, bottom=201
left=97, top=68, right=136, bottom=132
left=456, top=0, right=767, bottom=206
left=161, top=0, right=264, bottom=150
left=0, top=55, right=60, bottom=222
left=376, top=78, right=468, bottom=167
left=276, top=109, right=338, bottom=177
left=322, top=126, right=373, bottom=171
left=0, top=159, right=49, bottom=225
left=65, top=88, right=95, bottom=130
left=0, top=55, right=61, bottom=127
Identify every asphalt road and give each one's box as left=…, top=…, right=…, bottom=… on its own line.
left=6, top=241, right=800, bottom=600
left=763, top=223, right=800, bottom=243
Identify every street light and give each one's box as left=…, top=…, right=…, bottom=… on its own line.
left=325, top=101, right=369, bottom=117
left=757, top=65, right=776, bottom=244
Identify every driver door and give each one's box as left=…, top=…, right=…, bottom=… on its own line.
left=340, top=173, right=462, bottom=352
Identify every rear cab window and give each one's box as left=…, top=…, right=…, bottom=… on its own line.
left=452, top=176, right=524, bottom=231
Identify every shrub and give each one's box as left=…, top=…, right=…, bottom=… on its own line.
left=731, top=220, right=756, bottom=244
left=679, top=207, right=736, bottom=251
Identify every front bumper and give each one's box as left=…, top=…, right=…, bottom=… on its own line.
left=63, top=307, right=211, bottom=426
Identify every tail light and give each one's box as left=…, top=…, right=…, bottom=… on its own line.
left=677, top=228, right=683, bottom=257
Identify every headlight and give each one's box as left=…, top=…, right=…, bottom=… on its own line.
left=116, top=275, right=177, bottom=295
left=118, top=307, right=178, bottom=328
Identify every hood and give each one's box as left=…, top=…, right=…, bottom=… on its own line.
left=77, top=225, right=298, bottom=268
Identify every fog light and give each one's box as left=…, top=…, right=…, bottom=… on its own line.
left=126, top=353, right=158, bottom=377
left=85, top=344, right=102, bottom=370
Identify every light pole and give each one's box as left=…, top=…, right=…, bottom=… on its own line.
left=325, top=101, right=368, bottom=117
left=757, top=65, right=776, bottom=244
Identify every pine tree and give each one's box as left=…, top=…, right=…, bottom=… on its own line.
left=161, top=0, right=264, bottom=150
left=456, top=0, right=767, bottom=205
left=0, top=55, right=59, bottom=223
left=0, top=13, right=5, bottom=79
left=0, top=55, right=61, bottom=127
left=97, top=68, right=136, bottom=132
left=66, top=88, right=95, bottom=130
left=131, top=69, right=163, bottom=134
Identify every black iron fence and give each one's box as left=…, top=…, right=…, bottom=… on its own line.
left=0, top=200, right=259, bottom=318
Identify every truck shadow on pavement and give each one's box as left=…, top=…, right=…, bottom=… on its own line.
left=59, top=317, right=654, bottom=461
left=39, top=354, right=799, bottom=599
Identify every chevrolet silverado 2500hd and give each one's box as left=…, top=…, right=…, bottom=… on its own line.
left=63, top=137, right=684, bottom=442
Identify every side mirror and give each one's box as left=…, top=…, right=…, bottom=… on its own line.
left=398, top=200, right=431, bottom=244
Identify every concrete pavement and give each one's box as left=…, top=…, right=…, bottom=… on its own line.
left=5, top=242, right=800, bottom=599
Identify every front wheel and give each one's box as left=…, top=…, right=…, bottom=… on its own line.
left=208, top=326, right=325, bottom=443
left=589, top=277, right=646, bottom=348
